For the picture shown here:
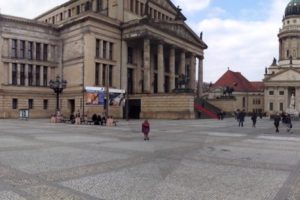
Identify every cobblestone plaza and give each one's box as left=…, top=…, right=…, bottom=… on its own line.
left=0, top=118, right=300, bottom=199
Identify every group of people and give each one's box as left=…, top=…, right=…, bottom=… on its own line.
left=274, top=112, right=293, bottom=133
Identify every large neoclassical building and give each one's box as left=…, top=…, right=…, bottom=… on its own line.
left=264, top=0, right=300, bottom=114
left=0, top=0, right=207, bottom=119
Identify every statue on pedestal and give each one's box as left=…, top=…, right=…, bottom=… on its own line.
left=286, top=94, right=299, bottom=115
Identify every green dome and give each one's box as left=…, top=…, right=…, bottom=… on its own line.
left=285, top=0, right=300, bottom=17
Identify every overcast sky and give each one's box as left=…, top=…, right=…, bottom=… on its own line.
left=0, top=0, right=289, bottom=83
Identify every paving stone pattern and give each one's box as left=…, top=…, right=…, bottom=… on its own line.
left=0, top=118, right=299, bottom=199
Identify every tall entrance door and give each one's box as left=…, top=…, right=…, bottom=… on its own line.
left=123, top=99, right=141, bottom=119
left=67, top=99, right=75, bottom=115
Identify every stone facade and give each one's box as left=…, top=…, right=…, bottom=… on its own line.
left=0, top=0, right=207, bottom=119
left=264, top=1, right=300, bottom=115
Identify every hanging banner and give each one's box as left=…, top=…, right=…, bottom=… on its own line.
left=109, top=89, right=126, bottom=107
left=85, top=87, right=125, bottom=106
left=85, top=87, right=104, bottom=105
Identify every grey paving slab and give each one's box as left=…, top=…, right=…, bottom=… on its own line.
left=0, top=146, right=132, bottom=174
left=0, top=118, right=298, bottom=199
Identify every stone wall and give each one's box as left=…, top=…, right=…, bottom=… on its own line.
left=140, top=93, right=195, bottom=119
left=206, top=99, right=237, bottom=113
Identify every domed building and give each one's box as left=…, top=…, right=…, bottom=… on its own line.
left=263, top=0, right=300, bottom=114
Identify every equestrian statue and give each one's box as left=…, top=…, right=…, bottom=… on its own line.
left=223, top=86, right=235, bottom=96
left=176, top=74, right=190, bottom=89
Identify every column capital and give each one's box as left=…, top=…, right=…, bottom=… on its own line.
left=197, top=55, right=204, bottom=60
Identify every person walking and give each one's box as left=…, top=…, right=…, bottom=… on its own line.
left=251, top=113, right=257, bottom=127
left=274, top=113, right=281, bottom=132
left=142, top=119, right=150, bottom=140
left=285, top=114, right=292, bottom=133
left=259, top=112, right=263, bottom=119
left=281, top=112, right=286, bottom=124
left=238, top=110, right=245, bottom=127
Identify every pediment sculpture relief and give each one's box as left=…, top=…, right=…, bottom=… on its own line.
left=159, top=24, right=198, bottom=43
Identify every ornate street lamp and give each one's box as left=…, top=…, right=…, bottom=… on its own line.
left=49, top=75, right=67, bottom=110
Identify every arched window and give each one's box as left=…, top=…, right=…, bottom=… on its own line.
left=242, top=97, right=245, bottom=108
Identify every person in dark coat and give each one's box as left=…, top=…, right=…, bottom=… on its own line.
left=198, top=110, right=201, bottom=119
left=251, top=113, right=257, bottom=128
left=142, top=119, right=150, bottom=140
left=217, top=111, right=220, bottom=120
left=281, top=112, right=286, bottom=124
left=274, top=113, right=281, bottom=132
left=285, top=114, right=292, bottom=133
left=259, top=112, right=263, bottom=119
left=202, top=102, right=205, bottom=108
left=238, top=110, right=245, bottom=127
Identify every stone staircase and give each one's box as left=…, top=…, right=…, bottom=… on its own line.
left=194, top=99, right=222, bottom=119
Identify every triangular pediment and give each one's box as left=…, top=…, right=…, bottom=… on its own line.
left=155, top=21, right=207, bottom=48
left=265, top=69, right=300, bottom=81
left=150, top=0, right=181, bottom=16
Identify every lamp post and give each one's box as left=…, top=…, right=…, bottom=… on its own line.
left=49, top=75, right=67, bottom=111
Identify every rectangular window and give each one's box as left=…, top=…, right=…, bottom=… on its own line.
left=102, top=64, right=106, bottom=86
left=44, top=100, right=48, bottom=109
left=45, top=19, right=48, bottom=23
left=43, top=44, right=48, bottom=61
left=20, top=64, right=25, bottom=86
left=43, top=66, right=47, bottom=86
left=85, top=1, right=90, bottom=11
left=141, top=70, right=144, bottom=93
left=95, top=63, right=99, bottom=85
left=154, top=10, right=157, bottom=19
left=28, top=42, right=32, bottom=59
left=150, top=8, right=153, bottom=17
left=287, top=50, right=290, bottom=58
left=109, top=65, right=113, bottom=87
left=109, top=43, right=113, bottom=60
left=243, top=97, right=246, bottom=107
left=162, top=14, right=165, bottom=20
left=130, top=0, right=134, bottom=12
left=280, top=102, right=283, bottom=111
left=135, top=0, right=139, bottom=14
left=128, top=47, right=133, bottom=64
left=20, top=41, right=25, bottom=58
left=269, top=91, right=274, bottom=95
left=96, top=39, right=100, bottom=57
left=128, top=68, right=133, bottom=94
left=77, top=5, right=80, bottom=14
left=12, top=99, right=18, bottom=109
left=270, top=102, right=273, bottom=111
left=140, top=3, right=144, bottom=15
left=186, top=65, right=190, bottom=77
left=12, top=39, right=17, bottom=58
left=279, top=91, right=284, bottom=95
left=97, top=0, right=102, bottom=11
left=68, top=9, right=71, bottom=17
left=154, top=55, right=158, bottom=70
left=12, top=63, right=17, bottom=85
left=154, top=73, right=158, bottom=93
left=28, top=99, right=33, bottom=109
left=36, top=66, right=40, bottom=86
left=36, top=43, right=40, bottom=60
left=52, top=16, right=55, bottom=24
left=28, top=65, right=33, bottom=86
left=158, top=12, right=161, bottom=19
left=164, top=58, right=170, bottom=72
left=103, top=41, right=107, bottom=59
left=141, top=51, right=144, bottom=67
left=164, top=76, right=169, bottom=93
left=60, top=13, right=63, bottom=21
left=175, top=61, right=179, bottom=75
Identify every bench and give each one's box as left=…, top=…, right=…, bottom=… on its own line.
left=62, top=119, right=72, bottom=123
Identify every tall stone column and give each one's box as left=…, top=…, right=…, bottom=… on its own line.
left=190, top=53, right=196, bottom=89
left=100, top=40, right=103, bottom=59
left=121, top=41, right=128, bottom=91
left=157, top=42, right=164, bottom=93
left=136, top=48, right=142, bottom=93
left=40, top=67, right=44, bottom=86
left=197, top=56, right=204, bottom=98
left=17, top=64, right=20, bottom=85
left=169, top=46, right=175, bottom=91
left=143, top=38, right=151, bottom=93
left=33, top=43, right=36, bottom=60
left=180, top=50, right=186, bottom=75
left=40, top=44, right=44, bottom=61
left=9, top=63, right=12, bottom=85
left=33, top=65, right=36, bottom=86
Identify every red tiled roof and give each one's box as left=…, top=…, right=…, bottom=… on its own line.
left=208, top=70, right=261, bottom=92
left=251, top=82, right=264, bottom=91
